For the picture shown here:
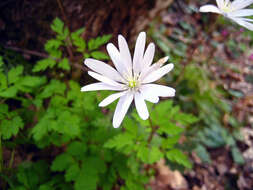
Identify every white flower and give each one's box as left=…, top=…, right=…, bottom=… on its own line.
left=200, top=0, right=253, bottom=31
left=81, top=32, right=175, bottom=128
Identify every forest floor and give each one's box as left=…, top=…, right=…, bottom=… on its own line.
left=0, top=0, right=253, bottom=190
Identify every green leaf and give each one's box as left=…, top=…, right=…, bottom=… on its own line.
left=19, top=76, right=47, bottom=88
left=56, top=111, right=81, bottom=137
left=0, top=104, right=8, bottom=116
left=194, top=145, right=211, bottom=163
left=0, top=116, right=24, bottom=140
left=0, top=56, right=3, bottom=68
left=158, top=123, right=184, bottom=135
left=8, top=66, right=23, bottom=84
left=51, top=153, right=74, bottom=172
left=90, top=51, right=109, bottom=60
left=67, top=141, right=86, bottom=156
left=166, top=149, right=192, bottom=169
left=65, top=163, right=80, bottom=182
left=88, top=34, right=112, bottom=51
left=31, top=109, right=55, bottom=141
left=38, top=80, right=66, bottom=99
left=231, top=146, right=245, bottom=165
left=33, top=59, right=57, bottom=72
left=136, top=145, right=149, bottom=163
left=149, top=147, right=163, bottom=164
left=0, top=86, right=18, bottom=98
left=58, top=58, right=70, bottom=71
left=104, top=133, right=134, bottom=150
left=74, top=157, right=105, bottom=190
left=71, top=28, right=85, bottom=40
left=45, top=39, right=63, bottom=52
left=137, top=145, right=163, bottom=164
left=51, top=17, right=64, bottom=34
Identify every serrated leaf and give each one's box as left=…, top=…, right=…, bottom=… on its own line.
left=71, top=28, right=85, bottom=40
left=158, top=123, right=184, bottom=135
left=51, top=153, right=74, bottom=172
left=149, top=147, right=163, bottom=164
left=74, top=157, right=105, bottom=190
left=166, top=149, right=192, bottom=169
left=67, top=141, right=86, bottom=156
left=88, top=34, right=112, bottom=51
left=19, top=76, right=47, bottom=88
left=38, top=80, right=66, bottom=99
left=58, top=58, right=70, bottom=71
left=51, top=17, right=64, bottom=34
left=8, top=65, right=23, bottom=84
left=90, top=51, right=109, bottom=60
left=174, top=112, right=199, bottom=125
left=65, top=163, right=80, bottom=182
left=45, top=39, right=63, bottom=52
left=0, top=86, right=18, bottom=98
left=137, top=145, right=149, bottom=163
left=0, top=116, right=24, bottom=139
left=33, top=59, right=56, bottom=72
left=104, top=133, right=134, bottom=150
left=137, top=145, right=163, bottom=164
left=56, top=111, right=81, bottom=137
left=71, top=28, right=86, bottom=52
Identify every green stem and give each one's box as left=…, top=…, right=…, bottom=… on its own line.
left=8, top=150, right=15, bottom=169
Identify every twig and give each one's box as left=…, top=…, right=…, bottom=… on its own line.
left=3, top=46, right=87, bottom=72
left=4, top=46, right=48, bottom=58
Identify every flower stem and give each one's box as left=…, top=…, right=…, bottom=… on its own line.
left=147, top=117, right=157, bottom=144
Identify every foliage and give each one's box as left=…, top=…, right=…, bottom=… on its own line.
left=0, top=18, right=198, bottom=190
left=151, top=21, right=245, bottom=165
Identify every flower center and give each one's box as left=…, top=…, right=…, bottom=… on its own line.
left=127, top=75, right=140, bottom=90
left=221, top=3, right=233, bottom=13
left=128, top=79, right=138, bottom=88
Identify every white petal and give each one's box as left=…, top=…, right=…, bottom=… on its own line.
left=232, top=0, right=253, bottom=10
left=84, top=58, right=125, bottom=83
left=133, top=32, right=146, bottom=74
left=224, top=0, right=230, bottom=6
left=216, top=0, right=224, bottom=9
left=199, top=5, right=222, bottom=14
left=230, top=17, right=253, bottom=30
left=228, top=9, right=253, bottom=17
left=81, top=82, right=123, bottom=91
left=142, top=84, right=176, bottom=97
left=142, top=64, right=174, bottom=84
left=88, top=71, right=125, bottom=87
left=142, top=43, right=155, bottom=70
left=139, top=56, right=169, bottom=81
left=106, top=43, right=126, bottom=76
left=134, top=92, right=149, bottom=120
left=140, top=85, right=159, bottom=103
left=99, top=91, right=127, bottom=107
left=118, top=35, right=132, bottom=74
left=113, top=92, right=134, bottom=128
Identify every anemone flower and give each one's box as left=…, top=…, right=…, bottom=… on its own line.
left=200, top=0, right=253, bottom=31
left=81, top=32, right=175, bottom=128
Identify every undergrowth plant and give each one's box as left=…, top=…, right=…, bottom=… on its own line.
left=0, top=18, right=199, bottom=190
left=151, top=22, right=245, bottom=165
